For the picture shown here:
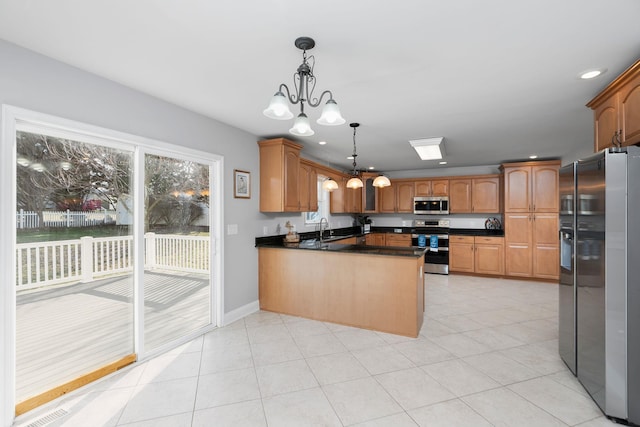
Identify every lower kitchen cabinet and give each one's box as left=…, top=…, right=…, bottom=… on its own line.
left=450, top=235, right=504, bottom=275
left=505, top=213, right=559, bottom=279
left=449, top=236, right=475, bottom=273
left=474, top=236, right=505, bottom=275
left=385, top=233, right=412, bottom=247
left=365, top=233, right=386, bottom=246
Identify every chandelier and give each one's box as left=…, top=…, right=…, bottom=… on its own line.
left=346, top=123, right=363, bottom=189
left=263, top=37, right=345, bottom=136
left=346, top=123, right=390, bottom=189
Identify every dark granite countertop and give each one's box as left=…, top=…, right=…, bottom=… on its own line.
left=449, top=229, right=504, bottom=237
left=256, top=240, right=427, bottom=258
left=255, top=225, right=503, bottom=248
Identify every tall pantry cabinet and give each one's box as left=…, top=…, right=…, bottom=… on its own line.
left=501, top=160, right=560, bottom=280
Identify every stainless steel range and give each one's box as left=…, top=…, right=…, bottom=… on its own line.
left=411, top=219, right=450, bottom=275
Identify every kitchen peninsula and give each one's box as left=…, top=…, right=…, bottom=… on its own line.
left=256, top=239, right=426, bottom=337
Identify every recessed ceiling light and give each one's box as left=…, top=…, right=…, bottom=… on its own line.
left=318, top=141, right=327, bottom=145
left=439, top=161, right=447, bottom=165
left=347, top=156, right=354, bottom=160
left=529, top=155, right=538, bottom=159
left=578, top=68, right=607, bottom=80
left=409, top=137, right=445, bottom=160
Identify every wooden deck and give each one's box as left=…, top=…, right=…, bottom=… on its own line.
left=16, top=270, right=210, bottom=402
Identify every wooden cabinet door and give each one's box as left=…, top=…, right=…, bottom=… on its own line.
left=620, top=71, right=640, bottom=146
left=330, top=176, right=346, bottom=213
left=385, top=234, right=411, bottom=247
left=472, top=176, right=500, bottom=213
left=283, top=145, right=301, bottom=211
left=374, top=233, right=386, bottom=246
left=532, top=213, right=559, bottom=279
left=414, top=180, right=431, bottom=196
left=379, top=185, right=396, bottom=213
left=450, top=236, right=474, bottom=273
left=593, top=94, right=620, bottom=152
left=309, top=168, right=318, bottom=212
left=474, top=237, right=504, bottom=275
left=396, top=181, right=415, bottom=213
left=299, top=162, right=311, bottom=211
left=346, top=187, right=362, bottom=213
left=449, top=179, right=472, bottom=213
left=504, top=213, right=533, bottom=277
left=431, top=179, right=449, bottom=197
left=504, top=166, right=531, bottom=212
left=532, top=165, right=559, bottom=212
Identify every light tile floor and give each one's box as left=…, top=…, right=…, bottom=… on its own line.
left=13, top=274, right=617, bottom=427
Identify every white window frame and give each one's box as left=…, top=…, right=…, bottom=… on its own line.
left=303, top=175, right=330, bottom=225
left=1, top=105, right=224, bottom=424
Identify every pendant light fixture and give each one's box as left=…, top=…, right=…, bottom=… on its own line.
left=346, top=123, right=364, bottom=189
left=372, top=174, right=391, bottom=188
left=322, top=177, right=339, bottom=192
left=263, top=37, right=346, bottom=137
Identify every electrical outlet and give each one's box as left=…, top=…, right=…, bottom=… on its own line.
left=263, top=226, right=269, bottom=236
left=227, top=224, right=238, bottom=235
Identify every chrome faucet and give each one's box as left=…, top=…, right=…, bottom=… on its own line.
left=319, top=217, right=329, bottom=243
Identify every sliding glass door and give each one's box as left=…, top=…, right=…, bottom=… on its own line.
left=143, top=153, right=211, bottom=352
left=15, top=129, right=135, bottom=413
left=4, top=109, right=220, bottom=419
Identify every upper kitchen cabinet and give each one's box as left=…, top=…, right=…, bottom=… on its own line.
left=330, top=175, right=361, bottom=214
left=361, top=173, right=379, bottom=213
left=502, top=160, right=560, bottom=213
left=396, top=181, right=415, bottom=213
left=449, top=175, right=501, bottom=213
left=414, top=179, right=449, bottom=197
left=379, top=180, right=414, bottom=213
left=379, top=184, right=396, bottom=213
left=587, top=59, right=640, bottom=151
left=299, top=159, right=318, bottom=212
left=258, top=138, right=303, bottom=212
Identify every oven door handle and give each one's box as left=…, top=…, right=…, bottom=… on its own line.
left=425, top=247, right=449, bottom=252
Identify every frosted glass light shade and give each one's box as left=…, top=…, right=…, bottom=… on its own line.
left=372, top=175, right=391, bottom=188
left=289, top=113, right=314, bottom=136
left=263, top=91, right=294, bottom=120
left=317, top=99, right=346, bottom=126
left=322, top=178, right=339, bottom=192
left=346, top=177, right=364, bottom=189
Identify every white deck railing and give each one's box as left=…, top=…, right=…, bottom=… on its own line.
left=16, top=233, right=210, bottom=290
left=16, top=209, right=117, bottom=229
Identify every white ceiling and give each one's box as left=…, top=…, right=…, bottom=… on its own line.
left=1, top=0, right=639, bottom=172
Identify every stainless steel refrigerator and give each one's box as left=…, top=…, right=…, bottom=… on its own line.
left=559, top=146, right=640, bottom=424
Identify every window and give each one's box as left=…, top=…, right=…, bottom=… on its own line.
left=304, top=175, right=330, bottom=224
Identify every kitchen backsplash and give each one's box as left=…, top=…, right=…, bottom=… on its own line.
left=367, top=214, right=503, bottom=230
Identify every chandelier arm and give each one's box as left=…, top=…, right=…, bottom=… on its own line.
left=307, top=89, right=334, bottom=108
left=278, top=83, right=300, bottom=105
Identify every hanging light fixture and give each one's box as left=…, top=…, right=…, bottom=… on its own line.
left=346, top=123, right=364, bottom=189
left=322, top=177, right=339, bottom=192
left=373, top=174, right=391, bottom=188
left=263, top=37, right=346, bottom=137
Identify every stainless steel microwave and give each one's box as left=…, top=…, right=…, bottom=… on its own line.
left=414, top=196, right=449, bottom=215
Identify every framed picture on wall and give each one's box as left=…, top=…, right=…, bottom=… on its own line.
left=234, top=169, right=251, bottom=199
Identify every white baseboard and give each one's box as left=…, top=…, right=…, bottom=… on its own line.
left=223, top=300, right=259, bottom=326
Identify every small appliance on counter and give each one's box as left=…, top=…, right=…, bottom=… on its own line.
left=283, top=221, right=299, bottom=245
left=484, top=217, right=501, bottom=230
